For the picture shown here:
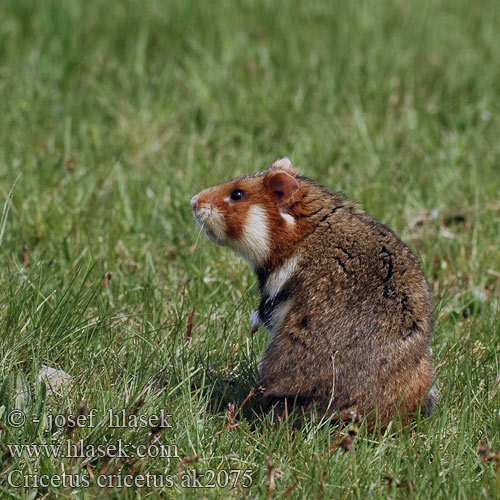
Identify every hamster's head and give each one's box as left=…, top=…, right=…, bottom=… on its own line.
left=191, top=157, right=305, bottom=269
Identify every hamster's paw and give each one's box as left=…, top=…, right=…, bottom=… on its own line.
left=250, top=311, right=262, bottom=334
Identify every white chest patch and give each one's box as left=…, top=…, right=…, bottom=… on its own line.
left=232, top=205, right=270, bottom=267
left=265, top=255, right=299, bottom=298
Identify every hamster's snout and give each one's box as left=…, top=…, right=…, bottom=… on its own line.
left=190, top=192, right=227, bottom=246
left=190, top=194, right=199, bottom=213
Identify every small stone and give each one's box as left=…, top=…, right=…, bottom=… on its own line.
left=38, top=366, right=73, bottom=395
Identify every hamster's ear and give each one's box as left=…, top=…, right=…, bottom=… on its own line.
left=264, top=167, right=299, bottom=209
left=271, top=157, right=298, bottom=176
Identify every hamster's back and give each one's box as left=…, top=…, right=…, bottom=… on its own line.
left=260, top=203, right=434, bottom=423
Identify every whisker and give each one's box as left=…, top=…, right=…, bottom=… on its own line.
left=193, top=222, right=205, bottom=252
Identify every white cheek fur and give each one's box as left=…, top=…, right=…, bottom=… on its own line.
left=231, top=204, right=270, bottom=267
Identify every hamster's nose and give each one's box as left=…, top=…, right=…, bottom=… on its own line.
left=191, top=195, right=199, bottom=212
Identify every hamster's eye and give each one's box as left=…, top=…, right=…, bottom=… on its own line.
left=230, top=189, right=245, bottom=201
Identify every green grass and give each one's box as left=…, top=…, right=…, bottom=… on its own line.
left=0, top=0, right=499, bottom=498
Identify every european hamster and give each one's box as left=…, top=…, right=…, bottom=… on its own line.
left=191, top=158, right=434, bottom=425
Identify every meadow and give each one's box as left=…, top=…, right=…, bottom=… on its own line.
left=0, top=0, right=499, bottom=498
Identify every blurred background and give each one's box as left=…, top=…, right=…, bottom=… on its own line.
left=1, top=0, right=499, bottom=289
